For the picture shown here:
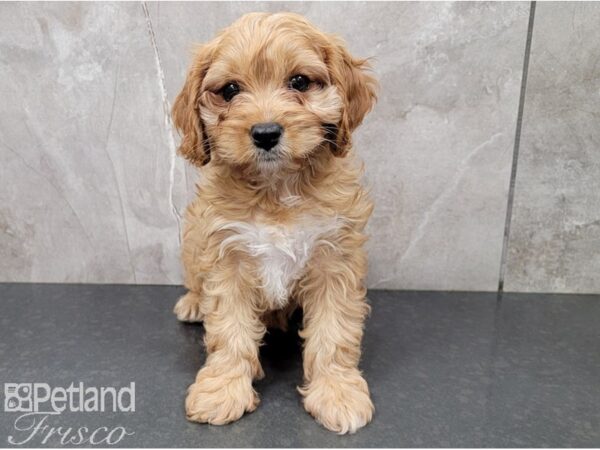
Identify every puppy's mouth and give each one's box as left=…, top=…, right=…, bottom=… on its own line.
left=255, top=145, right=283, bottom=164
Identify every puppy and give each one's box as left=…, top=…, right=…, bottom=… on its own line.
left=172, top=12, right=377, bottom=434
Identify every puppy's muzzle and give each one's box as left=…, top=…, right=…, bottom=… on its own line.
left=251, top=122, right=282, bottom=151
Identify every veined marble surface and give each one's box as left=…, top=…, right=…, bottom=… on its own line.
left=2, top=2, right=597, bottom=293
left=504, top=3, right=600, bottom=293
left=0, top=2, right=187, bottom=284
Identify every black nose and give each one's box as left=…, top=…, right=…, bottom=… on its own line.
left=251, top=122, right=282, bottom=151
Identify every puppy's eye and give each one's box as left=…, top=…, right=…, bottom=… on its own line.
left=288, top=74, right=310, bottom=92
left=220, top=82, right=240, bottom=102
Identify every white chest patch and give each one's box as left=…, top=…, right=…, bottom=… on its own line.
left=218, top=217, right=342, bottom=308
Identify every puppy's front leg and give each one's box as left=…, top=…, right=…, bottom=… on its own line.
left=186, top=268, right=265, bottom=425
left=298, top=247, right=374, bottom=434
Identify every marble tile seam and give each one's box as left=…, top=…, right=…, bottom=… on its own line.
left=498, top=1, right=537, bottom=293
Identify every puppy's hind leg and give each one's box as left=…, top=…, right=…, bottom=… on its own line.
left=174, top=290, right=204, bottom=323
left=176, top=248, right=205, bottom=322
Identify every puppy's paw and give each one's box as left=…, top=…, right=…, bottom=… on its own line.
left=174, top=292, right=204, bottom=322
left=186, top=373, right=259, bottom=425
left=300, top=371, right=374, bottom=434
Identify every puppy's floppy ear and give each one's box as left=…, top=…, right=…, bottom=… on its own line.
left=172, top=44, right=214, bottom=166
left=326, top=37, right=378, bottom=157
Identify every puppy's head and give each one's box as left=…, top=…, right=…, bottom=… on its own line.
left=172, top=12, right=377, bottom=173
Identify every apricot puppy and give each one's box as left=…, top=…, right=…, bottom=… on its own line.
left=172, top=12, right=377, bottom=434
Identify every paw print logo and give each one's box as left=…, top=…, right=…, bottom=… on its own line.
left=4, top=383, right=33, bottom=412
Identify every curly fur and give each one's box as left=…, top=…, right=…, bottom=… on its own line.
left=171, top=12, right=377, bottom=434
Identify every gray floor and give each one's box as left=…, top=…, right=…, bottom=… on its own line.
left=0, top=284, right=599, bottom=447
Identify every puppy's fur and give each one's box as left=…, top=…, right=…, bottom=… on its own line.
left=172, top=12, right=377, bottom=434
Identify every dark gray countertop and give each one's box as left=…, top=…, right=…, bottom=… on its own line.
left=0, top=284, right=599, bottom=447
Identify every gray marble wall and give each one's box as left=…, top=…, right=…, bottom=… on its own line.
left=503, top=3, right=600, bottom=294
left=0, top=2, right=598, bottom=293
